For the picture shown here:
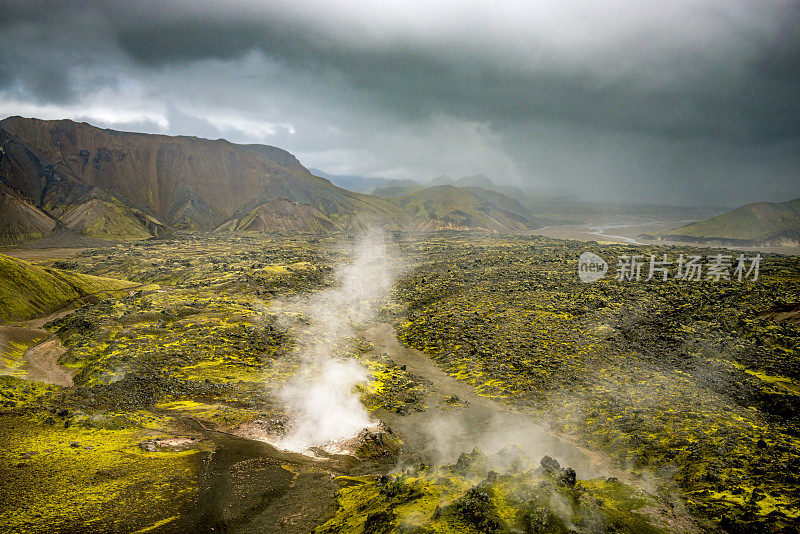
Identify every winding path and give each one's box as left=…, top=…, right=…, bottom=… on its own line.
left=0, top=283, right=152, bottom=386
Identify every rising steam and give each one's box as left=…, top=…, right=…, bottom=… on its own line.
left=269, top=229, right=401, bottom=453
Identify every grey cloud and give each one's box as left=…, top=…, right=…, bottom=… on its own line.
left=0, top=3, right=126, bottom=103
left=4, top=0, right=798, bottom=140
left=0, top=0, right=798, bottom=204
left=0, top=25, right=76, bottom=103
left=101, top=0, right=800, bottom=143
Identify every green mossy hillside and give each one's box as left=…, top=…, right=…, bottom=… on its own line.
left=0, top=253, right=137, bottom=322
left=662, top=197, right=800, bottom=245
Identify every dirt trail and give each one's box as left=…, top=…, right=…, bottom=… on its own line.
left=0, top=328, right=74, bottom=386
left=0, top=308, right=80, bottom=386
left=21, top=337, right=74, bottom=386
left=0, top=284, right=152, bottom=386
left=17, top=307, right=76, bottom=330
left=362, top=322, right=624, bottom=480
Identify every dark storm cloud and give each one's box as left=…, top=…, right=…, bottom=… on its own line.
left=114, top=1, right=800, bottom=142
left=0, top=0, right=798, bottom=204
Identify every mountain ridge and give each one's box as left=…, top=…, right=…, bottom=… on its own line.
left=659, top=197, right=800, bottom=246
left=0, top=116, right=540, bottom=242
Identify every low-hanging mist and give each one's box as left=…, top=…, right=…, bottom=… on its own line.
left=267, top=229, right=403, bottom=453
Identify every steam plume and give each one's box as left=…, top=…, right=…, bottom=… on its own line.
left=270, top=229, right=400, bottom=452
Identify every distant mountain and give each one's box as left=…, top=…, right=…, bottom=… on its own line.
left=371, top=181, right=424, bottom=197
left=390, top=185, right=533, bottom=232
left=0, top=117, right=543, bottom=242
left=310, top=168, right=423, bottom=196
left=429, top=174, right=531, bottom=203
left=215, top=198, right=339, bottom=233
left=660, top=198, right=800, bottom=246
left=0, top=117, right=407, bottom=241
left=304, top=169, right=544, bottom=231
left=0, top=122, right=170, bottom=242
left=0, top=117, right=400, bottom=228
left=308, top=168, right=384, bottom=192
left=312, top=169, right=532, bottom=201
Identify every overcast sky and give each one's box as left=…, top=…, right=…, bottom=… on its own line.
left=1, top=0, right=798, bottom=206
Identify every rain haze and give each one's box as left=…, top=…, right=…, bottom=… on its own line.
left=1, top=0, right=798, bottom=206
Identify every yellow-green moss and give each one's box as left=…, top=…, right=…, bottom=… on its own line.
left=0, top=413, right=204, bottom=533
left=0, top=253, right=136, bottom=322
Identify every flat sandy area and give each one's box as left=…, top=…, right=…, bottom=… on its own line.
left=0, top=247, right=87, bottom=262
left=533, top=221, right=800, bottom=255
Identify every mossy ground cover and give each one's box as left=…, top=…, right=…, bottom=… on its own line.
left=392, top=233, right=800, bottom=531
left=1, top=232, right=798, bottom=532
left=0, top=235, right=341, bottom=532
left=0, top=376, right=205, bottom=533
left=357, top=340, right=431, bottom=415
left=0, top=328, right=47, bottom=378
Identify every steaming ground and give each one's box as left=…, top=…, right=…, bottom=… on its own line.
left=209, top=231, right=690, bottom=531
left=362, top=322, right=618, bottom=480
left=258, top=231, right=617, bottom=484
left=264, top=229, right=404, bottom=453
left=3, top=232, right=796, bottom=532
